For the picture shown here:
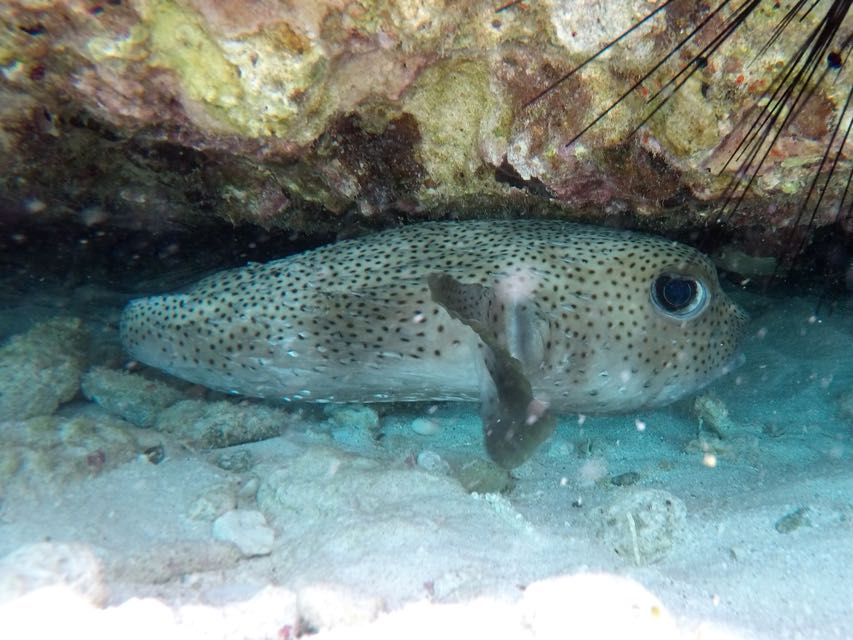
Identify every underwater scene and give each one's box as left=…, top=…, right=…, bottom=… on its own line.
left=0, top=1, right=851, bottom=639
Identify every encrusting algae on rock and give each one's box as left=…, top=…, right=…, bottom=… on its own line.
left=2, top=0, right=847, bottom=249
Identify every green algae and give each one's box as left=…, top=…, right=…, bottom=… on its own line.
left=650, top=77, right=722, bottom=158
left=404, top=59, right=508, bottom=195
left=144, top=0, right=243, bottom=128
left=132, top=1, right=324, bottom=137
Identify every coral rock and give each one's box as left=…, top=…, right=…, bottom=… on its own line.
left=0, top=317, right=88, bottom=421
left=212, top=509, right=275, bottom=557
left=154, top=399, right=290, bottom=448
left=596, top=489, right=687, bottom=566
left=0, top=0, right=847, bottom=251
left=81, top=366, right=184, bottom=427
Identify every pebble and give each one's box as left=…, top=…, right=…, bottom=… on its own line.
left=597, top=489, right=687, bottom=565
left=452, top=458, right=514, bottom=494
left=155, top=400, right=288, bottom=449
left=0, top=317, right=88, bottom=421
left=80, top=366, right=183, bottom=427
left=238, top=475, right=261, bottom=502
left=188, top=485, right=237, bottom=522
left=410, top=417, right=440, bottom=436
left=774, top=506, right=810, bottom=534
left=416, top=450, right=449, bottom=473
left=143, top=444, right=165, bottom=464
left=212, top=510, right=275, bottom=556
left=610, top=471, right=641, bottom=487
left=214, top=448, right=255, bottom=472
left=324, top=405, right=379, bottom=432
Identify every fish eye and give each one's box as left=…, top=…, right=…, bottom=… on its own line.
left=651, top=273, right=708, bottom=319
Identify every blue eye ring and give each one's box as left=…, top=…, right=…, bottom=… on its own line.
left=651, top=273, right=708, bottom=319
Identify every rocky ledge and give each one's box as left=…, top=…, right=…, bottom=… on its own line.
left=1, top=1, right=850, bottom=262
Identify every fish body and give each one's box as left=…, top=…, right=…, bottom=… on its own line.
left=121, top=220, right=748, bottom=466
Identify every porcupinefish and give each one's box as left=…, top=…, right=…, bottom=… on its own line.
left=121, top=219, right=748, bottom=468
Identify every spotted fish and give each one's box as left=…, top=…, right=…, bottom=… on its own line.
left=121, top=220, right=748, bottom=467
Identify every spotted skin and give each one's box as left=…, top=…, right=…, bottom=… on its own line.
left=121, top=220, right=748, bottom=459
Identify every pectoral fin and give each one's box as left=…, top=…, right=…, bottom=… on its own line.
left=428, top=273, right=557, bottom=469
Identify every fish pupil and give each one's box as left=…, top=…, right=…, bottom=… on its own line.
left=655, top=275, right=697, bottom=311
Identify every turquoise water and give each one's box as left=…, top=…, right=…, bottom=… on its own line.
left=0, top=223, right=850, bottom=639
